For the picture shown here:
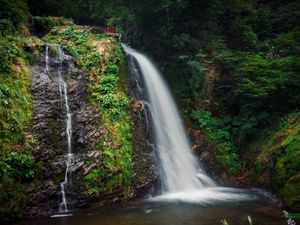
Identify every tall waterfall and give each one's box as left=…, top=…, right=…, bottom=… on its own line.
left=122, top=44, right=215, bottom=192
left=123, top=44, right=249, bottom=203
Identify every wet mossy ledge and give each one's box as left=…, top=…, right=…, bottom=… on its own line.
left=248, top=111, right=300, bottom=211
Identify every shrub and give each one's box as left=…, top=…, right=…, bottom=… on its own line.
left=0, top=19, right=14, bottom=35
left=97, top=75, right=119, bottom=94
left=0, top=39, right=23, bottom=73
left=0, top=0, right=28, bottom=29
left=0, top=151, right=35, bottom=182
left=192, top=109, right=240, bottom=174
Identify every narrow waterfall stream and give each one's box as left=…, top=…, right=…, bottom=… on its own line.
left=122, top=44, right=250, bottom=203
left=45, top=43, right=49, bottom=73
left=45, top=44, right=74, bottom=213
left=57, top=45, right=74, bottom=213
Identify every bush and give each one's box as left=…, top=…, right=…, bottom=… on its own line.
left=0, top=151, right=35, bottom=182
left=97, top=75, right=119, bottom=94
left=0, top=19, right=14, bottom=35
left=0, top=39, right=23, bottom=73
left=60, top=26, right=89, bottom=43
left=0, top=151, right=35, bottom=223
left=192, top=109, right=240, bottom=174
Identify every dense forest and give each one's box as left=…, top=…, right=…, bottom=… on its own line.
left=0, top=0, right=299, bottom=224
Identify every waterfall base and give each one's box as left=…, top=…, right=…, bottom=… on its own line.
left=149, top=187, right=252, bottom=204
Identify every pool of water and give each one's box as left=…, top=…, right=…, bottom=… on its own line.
left=17, top=189, right=295, bottom=225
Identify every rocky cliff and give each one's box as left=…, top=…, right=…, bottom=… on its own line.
left=0, top=20, right=157, bottom=222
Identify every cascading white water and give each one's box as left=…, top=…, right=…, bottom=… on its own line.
left=56, top=45, right=73, bottom=213
left=123, top=44, right=250, bottom=203
left=122, top=44, right=215, bottom=193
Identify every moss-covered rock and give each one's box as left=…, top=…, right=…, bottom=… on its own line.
left=252, top=111, right=300, bottom=210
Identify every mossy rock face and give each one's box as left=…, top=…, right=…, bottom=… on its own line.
left=280, top=173, right=300, bottom=211
left=253, top=112, right=300, bottom=210
left=40, top=20, right=155, bottom=209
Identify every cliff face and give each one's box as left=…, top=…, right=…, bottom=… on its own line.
left=0, top=21, right=157, bottom=221
left=24, top=23, right=158, bottom=217
left=26, top=44, right=98, bottom=216
left=25, top=43, right=156, bottom=217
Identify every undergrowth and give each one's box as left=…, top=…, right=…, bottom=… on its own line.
left=252, top=111, right=300, bottom=210
left=0, top=31, right=41, bottom=222
left=192, top=109, right=240, bottom=175
left=87, top=44, right=132, bottom=194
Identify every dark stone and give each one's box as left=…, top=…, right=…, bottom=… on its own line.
left=26, top=45, right=93, bottom=216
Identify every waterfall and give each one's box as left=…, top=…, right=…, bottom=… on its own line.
left=122, top=44, right=215, bottom=192
left=56, top=45, right=74, bottom=213
left=123, top=44, right=250, bottom=203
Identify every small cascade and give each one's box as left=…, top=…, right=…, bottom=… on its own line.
left=45, top=43, right=49, bottom=73
left=123, top=44, right=250, bottom=203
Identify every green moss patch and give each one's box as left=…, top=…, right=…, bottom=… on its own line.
left=253, top=112, right=300, bottom=209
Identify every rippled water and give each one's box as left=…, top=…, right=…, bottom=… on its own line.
left=17, top=189, right=294, bottom=225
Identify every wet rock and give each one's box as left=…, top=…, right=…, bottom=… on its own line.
left=25, top=44, right=158, bottom=217
left=26, top=45, right=100, bottom=216
left=126, top=63, right=158, bottom=197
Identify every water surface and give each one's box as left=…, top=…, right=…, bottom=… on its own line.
left=17, top=189, right=289, bottom=225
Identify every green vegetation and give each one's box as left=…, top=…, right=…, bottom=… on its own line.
left=192, top=109, right=240, bottom=175
left=251, top=112, right=300, bottom=210
left=31, top=16, right=73, bottom=35
left=0, top=18, right=41, bottom=221
left=44, top=25, right=108, bottom=71
left=0, top=33, right=41, bottom=150
left=0, top=151, right=35, bottom=222
left=87, top=44, right=132, bottom=194
left=0, top=0, right=28, bottom=30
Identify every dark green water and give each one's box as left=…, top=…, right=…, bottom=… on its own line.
left=16, top=189, right=295, bottom=225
